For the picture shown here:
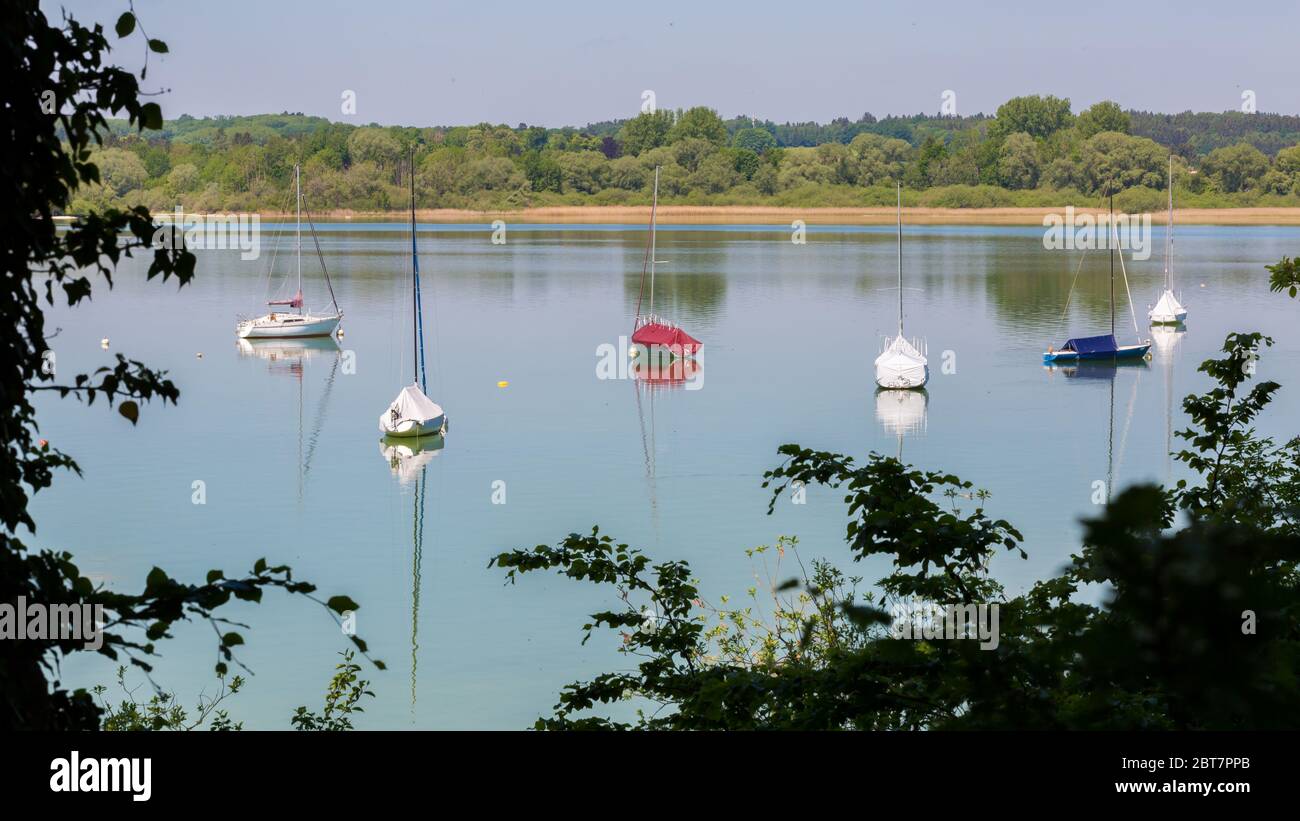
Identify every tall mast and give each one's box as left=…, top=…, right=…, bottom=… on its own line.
left=409, top=149, right=422, bottom=389
left=1109, top=194, right=1116, bottom=337
left=295, top=164, right=302, bottom=311
left=896, top=182, right=903, bottom=338
left=1165, top=155, right=1173, bottom=291
left=649, top=166, right=660, bottom=315
left=410, top=153, right=416, bottom=384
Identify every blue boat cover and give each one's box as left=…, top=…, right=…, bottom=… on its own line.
left=1060, top=334, right=1118, bottom=354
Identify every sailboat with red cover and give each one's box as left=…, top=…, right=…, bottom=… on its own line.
left=631, top=166, right=701, bottom=358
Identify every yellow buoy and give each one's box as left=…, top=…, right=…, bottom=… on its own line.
left=497, top=380, right=509, bottom=388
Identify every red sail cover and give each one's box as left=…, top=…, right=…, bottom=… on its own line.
left=632, top=322, right=702, bottom=356
left=268, top=290, right=304, bottom=308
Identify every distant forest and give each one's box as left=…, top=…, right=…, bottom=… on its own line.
left=72, top=97, right=1300, bottom=214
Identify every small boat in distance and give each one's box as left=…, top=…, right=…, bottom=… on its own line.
left=379, top=150, right=447, bottom=439
left=1149, top=156, right=1188, bottom=325
left=1045, top=196, right=1151, bottom=363
left=874, top=184, right=929, bottom=389
left=237, top=164, right=342, bottom=339
left=631, top=166, right=701, bottom=359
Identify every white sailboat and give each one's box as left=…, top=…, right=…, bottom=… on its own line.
left=237, top=165, right=343, bottom=339
left=380, top=152, right=446, bottom=439
left=1148, top=156, right=1187, bottom=325
left=874, top=183, right=929, bottom=389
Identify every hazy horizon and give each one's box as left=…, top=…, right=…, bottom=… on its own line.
left=41, top=0, right=1300, bottom=126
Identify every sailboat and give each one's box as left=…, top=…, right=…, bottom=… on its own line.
left=631, top=166, right=701, bottom=359
left=1044, top=196, right=1152, bottom=363
left=237, top=165, right=343, bottom=339
left=379, top=152, right=447, bottom=439
left=1148, top=156, right=1188, bottom=325
left=874, top=183, right=929, bottom=389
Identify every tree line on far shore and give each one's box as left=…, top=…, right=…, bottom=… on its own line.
left=72, top=98, right=1300, bottom=216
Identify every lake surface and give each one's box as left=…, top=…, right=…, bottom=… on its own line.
left=34, top=222, right=1300, bottom=729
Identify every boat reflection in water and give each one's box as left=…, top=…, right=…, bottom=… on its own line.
left=1151, top=324, right=1186, bottom=482
left=633, top=357, right=701, bottom=533
left=237, top=336, right=343, bottom=497
left=379, top=434, right=442, bottom=722
left=236, top=335, right=341, bottom=373
left=874, top=387, right=928, bottom=461
left=632, top=355, right=702, bottom=390
left=379, top=435, right=445, bottom=485
left=1044, top=356, right=1148, bottom=503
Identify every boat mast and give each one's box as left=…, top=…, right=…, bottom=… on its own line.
left=1165, top=155, right=1173, bottom=292
left=1109, top=194, right=1115, bottom=338
left=295, top=164, right=302, bottom=313
left=409, top=149, right=427, bottom=391
left=649, top=166, right=660, bottom=316
left=896, top=182, right=903, bottom=338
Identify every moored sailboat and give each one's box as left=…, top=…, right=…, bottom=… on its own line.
left=631, top=166, right=701, bottom=359
left=237, top=164, right=342, bottom=339
left=1149, top=156, right=1188, bottom=325
left=1045, top=196, right=1152, bottom=363
left=379, top=151, right=447, bottom=439
left=874, top=184, right=929, bottom=389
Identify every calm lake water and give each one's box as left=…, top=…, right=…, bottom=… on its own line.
left=34, top=221, right=1300, bottom=729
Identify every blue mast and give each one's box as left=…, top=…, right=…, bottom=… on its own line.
left=409, top=148, right=428, bottom=393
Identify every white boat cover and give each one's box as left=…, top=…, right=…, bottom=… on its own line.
left=1149, top=289, right=1186, bottom=321
left=874, top=335, right=929, bottom=388
left=379, top=383, right=445, bottom=434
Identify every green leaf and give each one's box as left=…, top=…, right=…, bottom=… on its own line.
left=327, top=595, right=359, bottom=614
left=221, top=632, right=244, bottom=648
left=144, top=566, right=169, bottom=594
left=206, top=569, right=224, bottom=584
left=118, top=400, right=139, bottom=424
left=115, top=12, right=136, bottom=38
left=148, top=38, right=169, bottom=54
left=139, top=103, right=163, bottom=131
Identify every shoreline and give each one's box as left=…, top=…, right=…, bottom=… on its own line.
left=60, top=206, right=1300, bottom=226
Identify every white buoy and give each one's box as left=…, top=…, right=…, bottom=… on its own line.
left=100, top=338, right=109, bottom=349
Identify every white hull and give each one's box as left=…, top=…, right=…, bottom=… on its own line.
left=379, top=414, right=446, bottom=438
left=1148, top=309, right=1187, bottom=325
left=237, top=313, right=341, bottom=339
left=875, top=367, right=929, bottom=390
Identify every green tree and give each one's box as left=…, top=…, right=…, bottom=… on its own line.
left=521, top=149, right=562, bottom=192
left=1076, top=100, right=1131, bottom=139
left=732, top=127, right=777, bottom=155
left=1201, top=142, right=1270, bottom=193
left=989, top=95, right=1074, bottom=141
left=1078, top=131, right=1166, bottom=194
left=997, top=132, right=1041, bottom=189
left=848, top=133, right=911, bottom=185
left=668, top=106, right=728, bottom=146
left=618, top=110, right=674, bottom=156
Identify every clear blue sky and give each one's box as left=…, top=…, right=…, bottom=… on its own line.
left=42, top=0, right=1300, bottom=126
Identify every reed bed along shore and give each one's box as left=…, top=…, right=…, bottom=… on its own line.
left=234, top=205, right=1300, bottom=226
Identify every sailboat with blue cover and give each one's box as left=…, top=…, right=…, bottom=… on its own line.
left=1044, top=196, right=1151, bottom=364
left=380, top=152, right=447, bottom=438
